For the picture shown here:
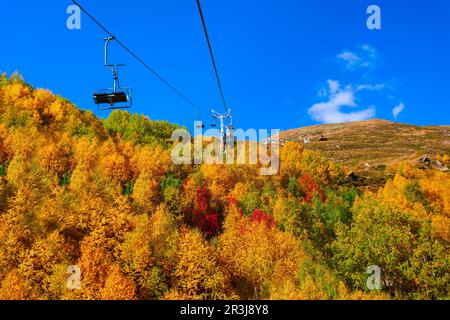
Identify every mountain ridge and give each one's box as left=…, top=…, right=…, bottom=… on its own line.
left=275, top=118, right=450, bottom=168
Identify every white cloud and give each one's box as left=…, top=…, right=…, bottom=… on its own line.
left=361, top=44, right=377, bottom=58
left=328, top=79, right=340, bottom=95
left=337, top=45, right=378, bottom=71
left=355, top=84, right=385, bottom=92
left=392, top=103, right=405, bottom=119
left=308, top=80, right=376, bottom=124
left=337, top=52, right=362, bottom=70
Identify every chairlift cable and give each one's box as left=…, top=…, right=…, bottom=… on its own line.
left=72, top=0, right=208, bottom=117
left=195, top=0, right=229, bottom=113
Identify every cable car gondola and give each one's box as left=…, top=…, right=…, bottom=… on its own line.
left=93, top=37, right=132, bottom=110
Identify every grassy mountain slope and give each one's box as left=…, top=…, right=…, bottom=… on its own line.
left=278, top=119, right=450, bottom=167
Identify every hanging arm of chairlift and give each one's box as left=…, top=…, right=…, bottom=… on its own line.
left=93, top=37, right=132, bottom=109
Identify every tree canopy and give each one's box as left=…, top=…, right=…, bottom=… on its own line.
left=0, top=74, right=447, bottom=300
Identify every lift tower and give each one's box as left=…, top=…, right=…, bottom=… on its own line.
left=212, top=109, right=234, bottom=155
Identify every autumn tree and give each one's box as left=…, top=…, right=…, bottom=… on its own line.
left=100, top=264, right=136, bottom=300
left=166, top=228, right=236, bottom=300
left=220, top=202, right=305, bottom=299
left=331, top=193, right=449, bottom=299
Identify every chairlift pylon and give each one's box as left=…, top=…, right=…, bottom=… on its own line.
left=93, top=37, right=132, bottom=110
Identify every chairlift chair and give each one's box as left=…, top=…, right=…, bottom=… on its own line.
left=211, top=113, right=218, bottom=127
left=93, top=37, right=132, bottom=110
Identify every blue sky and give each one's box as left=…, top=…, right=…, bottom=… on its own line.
left=1, top=0, right=449, bottom=132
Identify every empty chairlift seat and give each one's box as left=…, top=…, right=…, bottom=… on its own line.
left=93, top=88, right=132, bottom=109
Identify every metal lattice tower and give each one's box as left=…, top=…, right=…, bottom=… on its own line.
left=212, top=109, right=234, bottom=155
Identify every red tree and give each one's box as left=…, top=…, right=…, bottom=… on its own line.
left=299, top=173, right=327, bottom=203
left=192, top=187, right=221, bottom=238
left=251, top=209, right=274, bottom=228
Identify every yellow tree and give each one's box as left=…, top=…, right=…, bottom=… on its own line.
left=37, top=133, right=73, bottom=179
left=17, top=232, right=70, bottom=299
left=0, top=271, right=35, bottom=300
left=119, top=204, right=178, bottom=299
left=98, top=139, right=133, bottom=187
left=201, top=164, right=253, bottom=204
left=219, top=202, right=306, bottom=299
left=100, top=264, right=136, bottom=300
left=278, top=141, right=304, bottom=185
left=443, top=154, right=450, bottom=164
left=75, top=237, right=112, bottom=300
left=132, top=146, right=171, bottom=210
left=166, top=228, right=236, bottom=300
left=0, top=124, right=12, bottom=165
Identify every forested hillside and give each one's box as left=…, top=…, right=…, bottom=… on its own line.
left=0, top=73, right=448, bottom=300
left=276, top=119, right=450, bottom=188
